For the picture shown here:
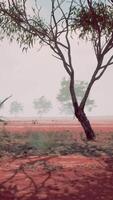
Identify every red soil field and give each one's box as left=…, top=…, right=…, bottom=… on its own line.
left=0, top=119, right=113, bottom=200
left=0, top=118, right=113, bottom=133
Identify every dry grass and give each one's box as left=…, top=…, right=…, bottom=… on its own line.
left=0, top=130, right=113, bottom=157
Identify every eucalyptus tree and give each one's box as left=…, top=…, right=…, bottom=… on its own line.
left=33, top=96, right=52, bottom=116
left=0, top=0, right=113, bottom=140
left=10, top=101, right=23, bottom=116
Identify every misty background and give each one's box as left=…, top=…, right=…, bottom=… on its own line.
left=0, top=38, right=113, bottom=118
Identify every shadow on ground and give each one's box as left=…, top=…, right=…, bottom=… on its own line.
left=0, top=155, right=113, bottom=200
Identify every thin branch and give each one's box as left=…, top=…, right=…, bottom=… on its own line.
left=95, top=55, right=113, bottom=80
left=53, top=41, right=72, bottom=75
left=100, top=55, right=113, bottom=69
left=102, top=33, right=113, bottom=56
left=57, top=41, right=68, bottom=49
left=56, top=0, right=67, bottom=21
left=67, top=0, right=74, bottom=19
left=94, top=68, right=106, bottom=81
left=80, top=55, right=104, bottom=110
left=80, top=73, right=96, bottom=110
left=52, top=54, right=62, bottom=60
left=0, top=95, right=12, bottom=107
left=80, top=52, right=113, bottom=109
left=51, top=0, right=58, bottom=38
left=49, top=0, right=72, bottom=75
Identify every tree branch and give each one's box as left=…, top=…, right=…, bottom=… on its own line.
left=0, top=95, right=12, bottom=107
left=102, top=33, right=113, bottom=56
left=95, top=55, right=113, bottom=81
left=100, top=55, right=113, bottom=69
left=80, top=55, right=104, bottom=110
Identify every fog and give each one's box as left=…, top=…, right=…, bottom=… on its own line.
left=0, top=37, right=113, bottom=118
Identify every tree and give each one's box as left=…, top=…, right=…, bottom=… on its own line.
left=57, top=77, right=95, bottom=115
left=33, top=96, right=52, bottom=116
left=10, top=101, right=23, bottom=116
left=0, top=0, right=113, bottom=140
left=0, top=95, right=12, bottom=121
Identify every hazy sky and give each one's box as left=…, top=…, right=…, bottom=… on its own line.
left=0, top=0, right=113, bottom=117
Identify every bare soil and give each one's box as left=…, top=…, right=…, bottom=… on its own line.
left=0, top=119, right=113, bottom=200
left=0, top=119, right=113, bottom=133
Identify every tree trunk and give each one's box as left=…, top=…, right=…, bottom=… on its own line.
left=75, top=107, right=95, bottom=140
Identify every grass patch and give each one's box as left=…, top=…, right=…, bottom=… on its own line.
left=0, top=131, right=113, bottom=157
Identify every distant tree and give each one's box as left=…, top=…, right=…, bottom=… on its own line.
left=57, top=77, right=95, bottom=115
left=10, top=101, right=23, bottom=116
left=33, top=96, right=52, bottom=116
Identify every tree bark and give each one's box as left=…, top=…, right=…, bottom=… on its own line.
left=69, top=73, right=95, bottom=140
left=75, top=107, right=95, bottom=140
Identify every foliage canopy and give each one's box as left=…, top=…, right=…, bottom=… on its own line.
left=33, top=96, right=52, bottom=116
left=10, top=101, right=23, bottom=115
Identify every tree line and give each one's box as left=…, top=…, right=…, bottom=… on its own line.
left=1, top=77, right=95, bottom=116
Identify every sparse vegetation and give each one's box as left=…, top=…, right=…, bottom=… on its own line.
left=0, top=130, right=113, bottom=157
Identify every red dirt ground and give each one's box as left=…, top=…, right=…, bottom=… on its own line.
left=0, top=120, right=113, bottom=200
left=0, top=119, right=113, bottom=133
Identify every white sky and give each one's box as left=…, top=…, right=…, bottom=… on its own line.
left=0, top=38, right=113, bottom=117
left=0, top=0, right=113, bottom=117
